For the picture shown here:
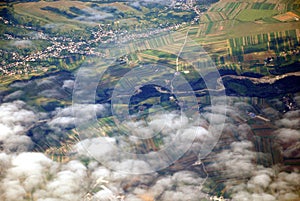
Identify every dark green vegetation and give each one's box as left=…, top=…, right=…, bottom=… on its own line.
left=251, top=2, right=276, bottom=10
left=41, top=6, right=78, bottom=19
left=224, top=75, right=300, bottom=98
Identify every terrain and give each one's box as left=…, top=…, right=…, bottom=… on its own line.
left=0, top=0, right=300, bottom=201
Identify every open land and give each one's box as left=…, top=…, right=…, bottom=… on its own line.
left=0, top=0, right=300, bottom=200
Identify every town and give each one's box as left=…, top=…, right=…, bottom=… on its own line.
left=0, top=0, right=204, bottom=77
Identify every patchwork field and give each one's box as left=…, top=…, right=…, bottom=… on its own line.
left=3, top=0, right=300, bottom=79
left=186, top=0, right=300, bottom=75
left=273, top=11, right=300, bottom=22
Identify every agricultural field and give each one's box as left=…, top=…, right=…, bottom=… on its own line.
left=1, top=0, right=299, bottom=79
left=190, top=0, right=300, bottom=75
left=273, top=11, right=300, bottom=22
left=1, top=1, right=300, bottom=201
left=228, top=29, right=299, bottom=55
left=197, top=0, right=300, bottom=35
left=225, top=28, right=300, bottom=73
left=209, top=1, right=249, bottom=20
left=13, top=1, right=92, bottom=29
left=12, top=0, right=181, bottom=33
left=235, top=9, right=278, bottom=22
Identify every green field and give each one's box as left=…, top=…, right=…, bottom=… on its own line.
left=251, top=2, right=276, bottom=10
left=236, top=9, right=278, bottom=22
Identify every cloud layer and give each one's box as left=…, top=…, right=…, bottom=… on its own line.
left=0, top=69, right=299, bottom=201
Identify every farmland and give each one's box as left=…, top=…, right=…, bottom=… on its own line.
left=228, top=29, right=299, bottom=55
left=185, top=0, right=300, bottom=76
left=235, top=9, right=278, bottom=22
left=12, top=0, right=196, bottom=32
left=273, top=11, right=300, bottom=22
left=0, top=1, right=300, bottom=200
left=0, top=0, right=299, bottom=83
left=0, top=0, right=298, bottom=83
left=13, top=1, right=92, bottom=30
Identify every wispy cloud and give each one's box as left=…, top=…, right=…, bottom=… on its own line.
left=74, top=8, right=114, bottom=22
left=10, top=40, right=32, bottom=48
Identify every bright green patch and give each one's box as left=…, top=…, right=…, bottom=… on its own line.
left=236, top=9, right=278, bottom=22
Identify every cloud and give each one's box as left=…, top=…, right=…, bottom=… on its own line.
left=276, top=110, right=300, bottom=129
left=0, top=152, right=56, bottom=201
left=202, top=99, right=300, bottom=201
left=130, top=2, right=141, bottom=9
left=75, top=137, right=117, bottom=163
left=48, top=103, right=108, bottom=132
left=211, top=140, right=256, bottom=179
left=136, top=0, right=171, bottom=5
left=274, top=110, right=300, bottom=159
left=8, top=72, right=74, bottom=104
left=62, top=80, right=74, bottom=89
left=229, top=167, right=300, bottom=201
left=43, top=23, right=65, bottom=29
left=3, top=90, right=24, bottom=102
left=147, top=171, right=208, bottom=200
left=274, top=110, right=300, bottom=158
left=10, top=40, right=32, bottom=48
left=74, top=8, right=114, bottom=22
left=42, top=160, right=87, bottom=200
left=0, top=153, right=91, bottom=201
left=72, top=108, right=217, bottom=173
left=261, top=107, right=280, bottom=120
left=2, top=135, right=34, bottom=153
left=38, top=89, right=66, bottom=99
left=1, top=68, right=300, bottom=201
left=212, top=137, right=300, bottom=201
left=275, top=128, right=300, bottom=144
left=0, top=101, right=37, bottom=153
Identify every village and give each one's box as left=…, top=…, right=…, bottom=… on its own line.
left=0, top=0, right=204, bottom=77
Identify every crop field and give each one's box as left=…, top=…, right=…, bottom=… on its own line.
left=137, top=51, right=177, bottom=66
left=185, top=0, right=300, bottom=75
left=203, top=0, right=300, bottom=26
left=202, top=12, right=224, bottom=22
left=14, top=1, right=89, bottom=23
left=7, top=0, right=300, bottom=79
left=205, top=0, right=300, bottom=24
left=243, top=50, right=276, bottom=63
left=196, top=0, right=283, bottom=50
left=228, top=29, right=299, bottom=56
left=251, top=2, right=276, bottom=10
left=208, top=2, right=275, bottom=20
left=273, top=11, right=300, bottom=22
left=236, top=9, right=278, bottom=22
left=202, top=40, right=228, bottom=55
left=13, top=0, right=143, bottom=31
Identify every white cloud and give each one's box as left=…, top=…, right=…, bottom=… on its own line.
left=10, top=40, right=32, bottom=48
left=0, top=101, right=37, bottom=153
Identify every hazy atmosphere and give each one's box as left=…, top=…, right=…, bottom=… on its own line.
left=0, top=0, right=299, bottom=200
